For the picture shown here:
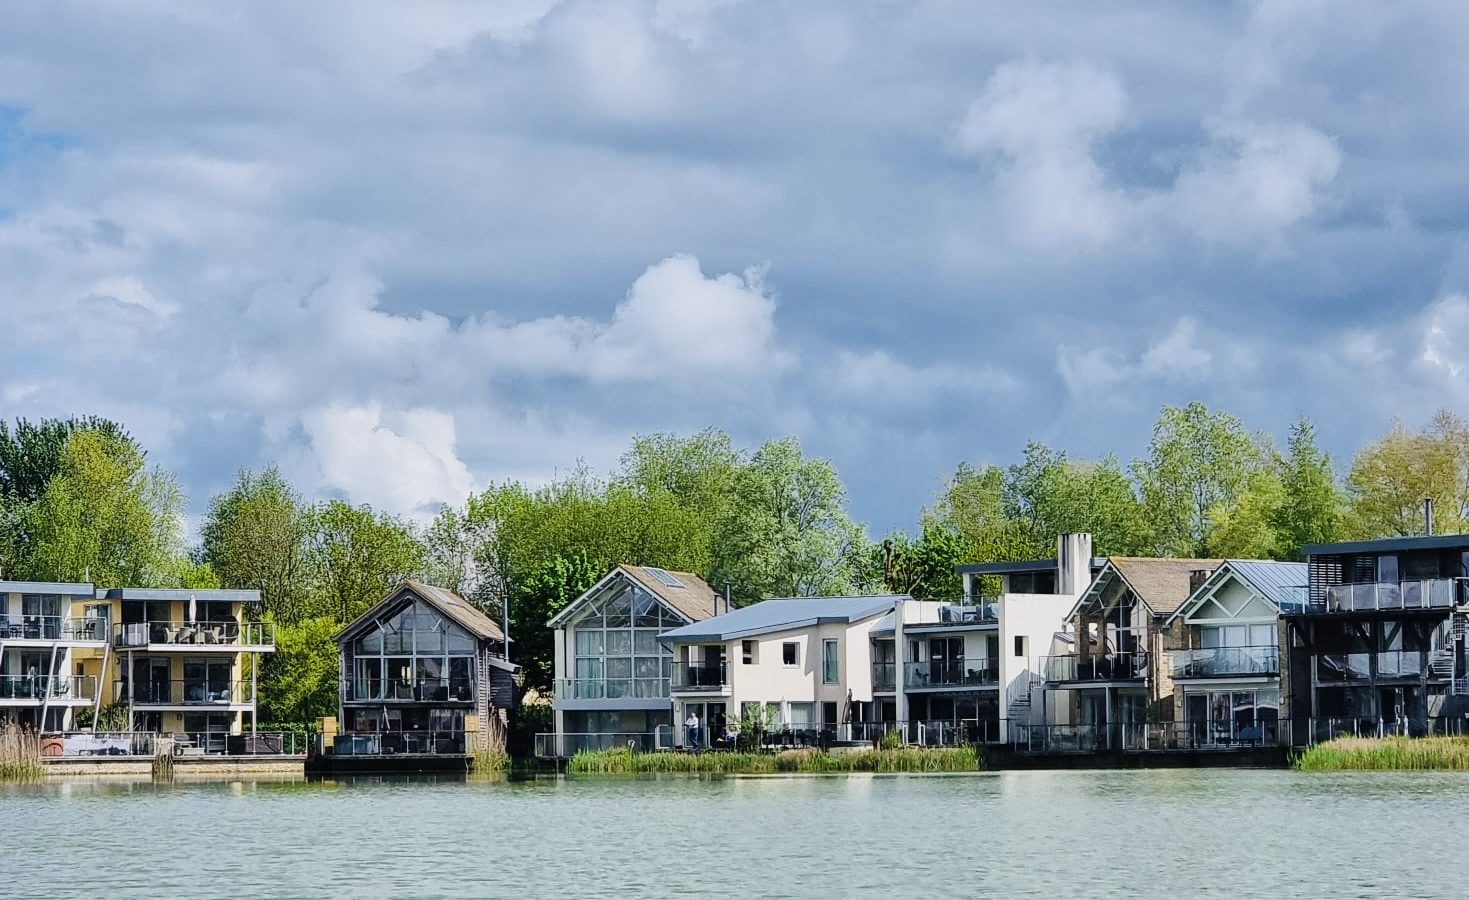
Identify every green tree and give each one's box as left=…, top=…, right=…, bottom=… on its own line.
left=875, top=523, right=965, bottom=600
left=1274, top=417, right=1346, bottom=555
left=1206, top=465, right=1287, bottom=559
left=259, top=616, right=341, bottom=724
left=1134, top=402, right=1264, bottom=557
left=0, top=416, right=133, bottom=503
left=1003, top=443, right=1149, bottom=556
left=712, top=437, right=869, bottom=599
left=924, top=462, right=1036, bottom=565
left=24, top=429, right=184, bottom=585
left=1347, top=410, right=1469, bottom=537
left=201, top=467, right=312, bottom=623
left=509, top=552, right=602, bottom=692
left=306, top=500, right=426, bottom=622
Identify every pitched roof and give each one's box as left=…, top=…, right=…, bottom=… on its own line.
left=1166, top=559, right=1309, bottom=624
left=1109, top=558, right=1222, bottom=615
left=336, top=580, right=505, bottom=643
left=658, top=595, right=906, bottom=643
left=546, top=564, right=718, bottom=628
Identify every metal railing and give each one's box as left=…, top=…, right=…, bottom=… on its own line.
left=872, top=661, right=896, bottom=691
left=113, top=679, right=255, bottom=704
left=554, top=677, right=670, bottom=700
left=1168, top=646, right=1279, bottom=679
left=331, top=730, right=467, bottom=756
left=670, top=661, right=728, bottom=690
left=348, top=677, right=475, bottom=702
left=39, top=731, right=158, bottom=757
left=1119, top=722, right=1278, bottom=751
left=533, top=732, right=660, bottom=757
left=1314, top=578, right=1469, bottom=613
left=1041, top=652, right=1147, bottom=683
left=903, top=659, right=999, bottom=689
left=0, top=616, right=109, bottom=641
left=0, top=675, right=96, bottom=700
left=113, top=621, right=275, bottom=649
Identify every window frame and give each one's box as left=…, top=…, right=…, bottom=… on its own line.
left=822, top=638, right=839, bottom=684
left=782, top=642, right=799, bottom=668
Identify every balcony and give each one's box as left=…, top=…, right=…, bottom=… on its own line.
left=1316, top=650, right=1427, bottom=682
left=1168, top=646, right=1279, bottom=679
left=670, top=661, right=728, bottom=692
left=0, top=616, right=108, bottom=642
left=347, top=677, right=475, bottom=703
left=1311, top=578, right=1469, bottom=613
left=903, top=659, right=998, bottom=690
left=0, top=675, right=96, bottom=701
left=554, top=677, right=670, bottom=701
left=872, top=661, right=896, bottom=691
left=115, top=680, right=255, bottom=705
left=113, top=621, right=276, bottom=650
left=1042, top=652, right=1147, bottom=684
left=330, top=730, right=467, bottom=756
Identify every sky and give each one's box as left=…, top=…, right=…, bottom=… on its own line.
left=3, top=0, right=1469, bottom=537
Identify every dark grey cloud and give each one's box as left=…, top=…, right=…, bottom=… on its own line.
left=2, top=0, right=1469, bottom=536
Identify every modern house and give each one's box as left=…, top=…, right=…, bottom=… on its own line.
left=1283, top=532, right=1469, bottom=744
left=659, top=595, right=905, bottom=748
left=0, top=580, right=108, bottom=731
left=541, top=565, right=719, bottom=757
left=1032, top=557, right=1222, bottom=752
left=1163, top=560, right=1306, bottom=748
left=892, top=533, right=1101, bottom=745
left=328, top=581, right=518, bottom=761
left=104, top=588, right=276, bottom=753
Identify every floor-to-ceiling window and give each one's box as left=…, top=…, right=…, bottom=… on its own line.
left=349, top=599, right=477, bottom=703
left=570, top=583, right=678, bottom=699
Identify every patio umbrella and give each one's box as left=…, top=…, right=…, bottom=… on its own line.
left=843, top=689, right=853, bottom=723
left=188, top=594, right=196, bottom=623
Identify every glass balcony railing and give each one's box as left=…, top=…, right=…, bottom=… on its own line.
left=331, top=730, right=467, bottom=756
left=1313, top=579, right=1469, bottom=613
left=872, top=661, right=896, bottom=691
left=670, top=661, right=728, bottom=690
left=1042, top=652, right=1147, bottom=683
left=938, top=601, right=998, bottom=625
left=113, top=621, right=276, bottom=649
left=113, top=680, right=255, bottom=705
left=0, top=675, right=96, bottom=700
left=554, top=678, right=670, bottom=700
left=348, top=677, right=474, bottom=702
left=903, top=659, right=998, bottom=689
left=0, top=616, right=110, bottom=641
left=1168, top=646, right=1279, bottom=679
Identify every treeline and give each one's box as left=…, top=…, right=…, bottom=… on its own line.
left=2, top=403, right=1468, bottom=724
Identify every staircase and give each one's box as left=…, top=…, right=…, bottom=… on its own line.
left=1449, top=612, right=1469, bottom=695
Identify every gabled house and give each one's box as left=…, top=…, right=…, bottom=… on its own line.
left=331, top=581, right=517, bottom=759
left=1037, top=557, right=1221, bottom=751
left=659, top=595, right=904, bottom=748
left=1164, top=560, right=1306, bottom=747
left=541, top=565, right=719, bottom=757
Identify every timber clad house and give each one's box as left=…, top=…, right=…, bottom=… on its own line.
left=325, top=581, right=518, bottom=761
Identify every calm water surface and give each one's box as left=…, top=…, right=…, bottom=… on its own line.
left=4, top=769, right=1464, bottom=898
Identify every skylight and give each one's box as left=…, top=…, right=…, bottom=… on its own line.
left=645, top=566, right=685, bottom=589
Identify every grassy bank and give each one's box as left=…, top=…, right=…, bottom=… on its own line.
left=0, top=726, right=44, bottom=782
left=566, top=745, right=982, bottom=775
left=1297, top=737, right=1469, bottom=771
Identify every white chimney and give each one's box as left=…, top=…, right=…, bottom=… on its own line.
left=1057, top=533, right=1093, bottom=598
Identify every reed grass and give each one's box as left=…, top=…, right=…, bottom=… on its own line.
left=567, top=745, right=981, bottom=775
left=0, top=724, right=45, bottom=782
left=1297, top=737, right=1469, bottom=771
left=471, top=748, right=511, bottom=773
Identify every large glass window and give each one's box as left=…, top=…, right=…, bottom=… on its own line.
left=569, top=584, right=678, bottom=698
left=822, top=639, right=839, bottom=684
left=349, top=599, right=477, bottom=703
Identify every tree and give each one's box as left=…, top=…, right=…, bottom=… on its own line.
left=306, top=500, right=426, bottom=622
left=0, top=416, right=133, bottom=503
left=1273, top=418, right=1346, bottom=555
left=509, top=553, right=602, bottom=692
left=1134, top=402, right=1264, bottom=557
left=23, top=429, right=184, bottom=585
left=712, top=437, right=869, bottom=599
left=1347, top=410, right=1469, bottom=537
left=1003, top=443, right=1149, bottom=557
left=924, top=462, right=1036, bottom=566
left=875, top=523, right=964, bottom=600
left=259, top=616, right=341, bottom=724
left=201, top=467, right=312, bottom=623
left=1206, top=465, right=1287, bottom=559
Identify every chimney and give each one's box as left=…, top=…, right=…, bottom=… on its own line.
left=1189, top=569, right=1211, bottom=594
left=1425, top=498, right=1435, bottom=536
left=1057, top=533, right=1093, bottom=597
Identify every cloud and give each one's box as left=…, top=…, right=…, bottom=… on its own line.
left=1057, top=317, right=1216, bottom=398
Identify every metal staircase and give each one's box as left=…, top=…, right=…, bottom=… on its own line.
left=1449, top=612, right=1469, bottom=695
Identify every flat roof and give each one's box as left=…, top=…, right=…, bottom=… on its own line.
left=101, top=588, right=261, bottom=603
left=0, top=580, right=95, bottom=596
left=659, top=595, right=904, bottom=643
left=954, top=558, right=1107, bottom=576
left=1304, top=534, right=1469, bottom=557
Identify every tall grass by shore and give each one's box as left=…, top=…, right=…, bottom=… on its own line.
left=566, top=745, right=981, bottom=775
left=0, top=725, right=45, bottom=782
left=1297, top=737, right=1469, bottom=771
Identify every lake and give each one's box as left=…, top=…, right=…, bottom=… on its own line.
left=4, top=769, right=1465, bottom=898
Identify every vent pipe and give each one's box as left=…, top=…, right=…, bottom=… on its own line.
left=723, top=582, right=732, bottom=616
left=1426, top=497, right=1435, bottom=536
